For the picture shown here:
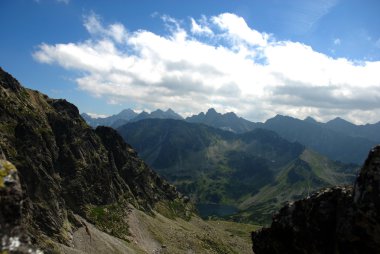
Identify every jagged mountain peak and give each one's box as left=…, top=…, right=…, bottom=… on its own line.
left=268, top=114, right=297, bottom=122
left=304, top=116, right=318, bottom=123
left=206, top=107, right=219, bottom=115
left=326, top=116, right=355, bottom=127
left=165, top=108, right=183, bottom=119
left=186, top=108, right=258, bottom=133
left=82, top=108, right=183, bottom=128
left=117, top=108, right=136, bottom=116
left=131, top=108, right=183, bottom=122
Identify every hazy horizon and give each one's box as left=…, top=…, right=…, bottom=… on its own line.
left=83, top=106, right=380, bottom=125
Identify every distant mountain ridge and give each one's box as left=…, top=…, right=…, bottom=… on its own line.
left=186, top=108, right=259, bottom=133
left=325, top=117, right=380, bottom=141
left=263, top=115, right=377, bottom=164
left=83, top=107, right=380, bottom=164
left=82, top=108, right=138, bottom=128
left=131, top=108, right=183, bottom=123
left=81, top=108, right=183, bottom=128
left=184, top=110, right=379, bottom=164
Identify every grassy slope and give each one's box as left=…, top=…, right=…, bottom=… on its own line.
left=55, top=206, right=260, bottom=254
left=130, top=208, right=260, bottom=254
left=234, top=149, right=357, bottom=224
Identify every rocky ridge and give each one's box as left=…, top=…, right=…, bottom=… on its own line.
left=0, top=68, right=191, bottom=252
left=252, top=145, right=380, bottom=253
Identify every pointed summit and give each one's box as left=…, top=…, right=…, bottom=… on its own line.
left=116, top=108, right=138, bottom=119
left=206, top=108, right=218, bottom=116
left=164, top=108, right=183, bottom=119
left=304, top=116, right=318, bottom=124
left=327, top=117, right=352, bottom=125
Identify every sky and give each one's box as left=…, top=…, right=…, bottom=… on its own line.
left=1, top=0, right=380, bottom=124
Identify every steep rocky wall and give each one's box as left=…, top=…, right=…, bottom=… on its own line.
left=252, top=146, right=380, bottom=254
left=0, top=159, right=41, bottom=253
left=0, top=68, right=189, bottom=251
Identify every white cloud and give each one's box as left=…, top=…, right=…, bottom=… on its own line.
left=83, top=13, right=128, bottom=43
left=212, top=13, right=269, bottom=47
left=333, top=38, right=341, bottom=45
left=86, top=113, right=109, bottom=118
left=191, top=18, right=213, bottom=35
left=33, top=12, right=380, bottom=124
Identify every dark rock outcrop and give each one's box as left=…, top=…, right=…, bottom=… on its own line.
left=0, top=159, right=40, bottom=253
left=0, top=68, right=191, bottom=251
left=252, top=146, right=380, bottom=254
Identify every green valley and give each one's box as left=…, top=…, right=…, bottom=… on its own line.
left=118, top=119, right=358, bottom=224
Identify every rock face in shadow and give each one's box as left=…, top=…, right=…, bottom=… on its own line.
left=252, top=145, right=380, bottom=254
left=0, top=68, right=190, bottom=251
left=0, top=159, right=40, bottom=253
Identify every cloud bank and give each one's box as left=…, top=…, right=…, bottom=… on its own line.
left=33, top=12, right=380, bottom=123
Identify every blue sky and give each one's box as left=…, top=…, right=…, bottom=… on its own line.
left=1, top=0, right=380, bottom=123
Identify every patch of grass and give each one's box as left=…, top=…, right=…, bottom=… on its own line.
left=85, top=202, right=130, bottom=241
left=139, top=208, right=256, bottom=254
left=199, top=236, right=238, bottom=254
left=154, top=199, right=193, bottom=221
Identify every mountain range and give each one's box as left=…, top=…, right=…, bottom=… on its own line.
left=82, top=108, right=182, bottom=128
left=82, top=108, right=138, bottom=128
left=263, top=115, right=377, bottom=164
left=83, top=107, right=380, bottom=164
left=324, top=116, right=380, bottom=141
left=186, top=108, right=258, bottom=133
left=117, top=119, right=357, bottom=223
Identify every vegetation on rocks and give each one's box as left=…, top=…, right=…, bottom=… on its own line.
left=85, top=202, right=130, bottom=241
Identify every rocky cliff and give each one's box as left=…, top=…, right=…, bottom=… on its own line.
left=0, top=68, right=190, bottom=252
left=0, top=158, right=42, bottom=253
left=252, top=145, right=380, bottom=253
